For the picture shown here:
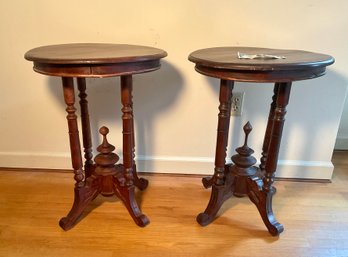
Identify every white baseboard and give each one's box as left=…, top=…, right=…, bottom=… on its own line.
left=0, top=151, right=72, bottom=169
left=135, top=156, right=333, bottom=180
left=335, top=137, right=348, bottom=150
left=0, top=152, right=333, bottom=180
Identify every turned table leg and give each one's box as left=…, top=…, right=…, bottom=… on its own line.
left=121, top=76, right=148, bottom=190
left=197, top=79, right=234, bottom=226
left=247, top=82, right=291, bottom=236
left=77, top=78, right=94, bottom=178
left=120, top=75, right=149, bottom=227
left=61, top=77, right=84, bottom=186
left=259, top=83, right=280, bottom=173
left=263, top=82, right=292, bottom=190
left=59, top=77, right=99, bottom=231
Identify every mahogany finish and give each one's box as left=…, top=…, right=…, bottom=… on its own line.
left=25, top=43, right=167, bottom=230
left=25, top=43, right=167, bottom=77
left=189, top=46, right=334, bottom=236
left=189, top=47, right=334, bottom=82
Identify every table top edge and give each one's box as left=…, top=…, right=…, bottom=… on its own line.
left=188, top=46, right=335, bottom=71
left=24, top=43, right=168, bottom=65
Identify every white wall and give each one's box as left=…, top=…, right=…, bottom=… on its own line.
left=0, top=0, right=347, bottom=179
left=336, top=99, right=348, bottom=149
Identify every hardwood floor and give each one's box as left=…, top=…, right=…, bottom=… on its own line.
left=0, top=151, right=347, bottom=257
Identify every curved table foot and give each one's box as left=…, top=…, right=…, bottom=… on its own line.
left=197, top=165, right=235, bottom=226
left=115, top=183, right=150, bottom=227
left=247, top=177, right=284, bottom=236
left=197, top=185, right=227, bottom=226
left=59, top=182, right=99, bottom=231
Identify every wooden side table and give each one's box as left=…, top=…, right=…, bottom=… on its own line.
left=25, top=43, right=167, bottom=230
left=189, top=47, right=334, bottom=236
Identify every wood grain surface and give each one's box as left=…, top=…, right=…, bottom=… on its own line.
left=25, top=43, right=167, bottom=64
left=189, top=47, right=334, bottom=71
left=25, top=43, right=167, bottom=77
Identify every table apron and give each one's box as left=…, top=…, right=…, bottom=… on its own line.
left=32, top=60, right=162, bottom=77
left=195, top=65, right=327, bottom=82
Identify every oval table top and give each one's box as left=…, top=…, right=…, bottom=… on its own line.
left=25, top=43, right=167, bottom=77
left=188, top=47, right=334, bottom=82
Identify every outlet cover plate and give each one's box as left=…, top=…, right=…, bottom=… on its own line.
left=231, top=92, right=244, bottom=116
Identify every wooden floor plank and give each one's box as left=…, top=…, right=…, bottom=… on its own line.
left=0, top=151, right=347, bottom=257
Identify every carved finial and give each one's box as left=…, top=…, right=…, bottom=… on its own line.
left=232, top=121, right=256, bottom=167
left=94, top=126, right=119, bottom=177
left=243, top=121, right=252, bottom=145
left=97, top=126, right=115, bottom=154
left=100, top=126, right=109, bottom=135
left=231, top=121, right=258, bottom=197
left=94, top=126, right=120, bottom=193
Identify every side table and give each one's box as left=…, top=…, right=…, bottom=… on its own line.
left=189, top=47, right=334, bottom=236
left=25, top=43, right=167, bottom=230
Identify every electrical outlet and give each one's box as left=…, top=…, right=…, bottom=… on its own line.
left=231, top=92, right=244, bottom=116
